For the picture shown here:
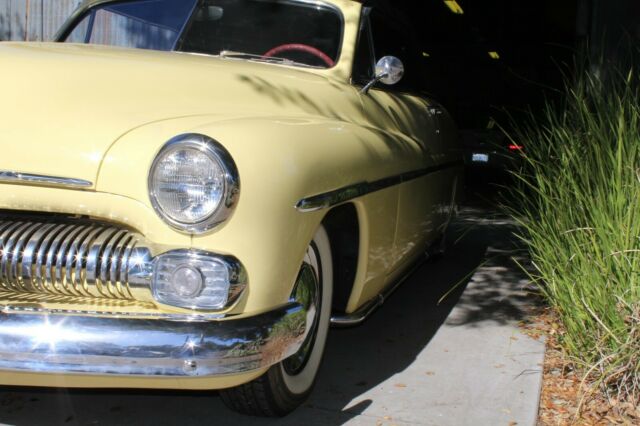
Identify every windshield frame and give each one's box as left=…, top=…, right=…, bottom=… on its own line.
left=55, top=0, right=346, bottom=70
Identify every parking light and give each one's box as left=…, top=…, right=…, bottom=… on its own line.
left=152, top=250, right=246, bottom=310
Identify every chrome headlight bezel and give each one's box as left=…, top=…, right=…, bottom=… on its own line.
left=148, top=134, right=240, bottom=234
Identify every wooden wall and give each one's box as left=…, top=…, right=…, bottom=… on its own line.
left=0, top=0, right=81, bottom=41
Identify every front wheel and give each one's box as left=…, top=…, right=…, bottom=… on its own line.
left=221, top=225, right=333, bottom=417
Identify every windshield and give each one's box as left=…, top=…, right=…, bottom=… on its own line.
left=63, top=0, right=343, bottom=69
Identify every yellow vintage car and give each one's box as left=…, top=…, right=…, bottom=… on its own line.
left=0, top=0, right=462, bottom=417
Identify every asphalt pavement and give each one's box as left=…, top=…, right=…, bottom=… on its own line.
left=0, top=202, right=545, bottom=426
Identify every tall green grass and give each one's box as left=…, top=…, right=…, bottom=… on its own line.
left=508, top=65, right=640, bottom=403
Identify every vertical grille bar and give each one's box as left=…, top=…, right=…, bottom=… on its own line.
left=20, top=222, right=56, bottom=292
left=55, top=225, right=88, bottom=297
left=64, top=226, right=93, bottom=296
left=11, top=222, right=41, bottom=290
left=2, top=222, right=32, bottom=291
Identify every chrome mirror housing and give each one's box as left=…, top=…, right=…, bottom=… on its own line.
left=361, top=56, right=405, bottom=94
left=376, top=56, right=404, bottom=85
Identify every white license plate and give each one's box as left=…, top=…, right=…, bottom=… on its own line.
left=472, top=153, right=489, bottom=163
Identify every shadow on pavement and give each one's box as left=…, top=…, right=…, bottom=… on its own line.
left=308, top=204, right=537, bottom=419
left=0, top=203, right=536, bottom=426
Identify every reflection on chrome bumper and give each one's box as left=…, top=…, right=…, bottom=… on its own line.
left=0, top=302, right=311, bottom=378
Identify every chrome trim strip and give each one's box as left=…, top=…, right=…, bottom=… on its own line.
left=0, top=171, right=92, bottom=189
left=0, top=304, right=225, bottom=321
left=330, top=258, right=425, bottom=327
left=0, top=301, right=310, bottom=377
left=331, top=293, right=383, bottom=328
left=336, top=255, right=430, bottom=328
left=296, top=160, right=464, bottom=212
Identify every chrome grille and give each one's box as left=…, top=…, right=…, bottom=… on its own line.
left=0, top=219, right=142, bottom=300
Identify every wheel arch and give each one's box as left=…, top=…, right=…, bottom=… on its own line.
left=321, top=202, right=364, bottom=315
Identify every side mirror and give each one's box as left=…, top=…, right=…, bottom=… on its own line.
left=376, top=56, right=404, bottom=85
left=361, top=56, right=405, bottom=94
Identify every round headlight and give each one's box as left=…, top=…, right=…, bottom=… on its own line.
left=149, top=134, right=239, bottom=234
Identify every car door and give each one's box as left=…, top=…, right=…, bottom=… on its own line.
left=354, top=7, right=445, bottom=275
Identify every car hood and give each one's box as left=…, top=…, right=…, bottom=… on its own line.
left=0, top=42, right=353, bottom=188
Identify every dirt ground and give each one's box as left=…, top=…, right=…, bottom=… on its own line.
left=523, top=310, right=640, bottom=426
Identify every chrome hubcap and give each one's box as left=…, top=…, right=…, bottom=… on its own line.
left=283, top=243, right=321, bottom=376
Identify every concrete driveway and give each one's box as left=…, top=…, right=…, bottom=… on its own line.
left=0, top=204, right=545, bottom=426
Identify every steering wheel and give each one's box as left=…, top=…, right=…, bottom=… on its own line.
left=263, top=44, right=335, bottom=67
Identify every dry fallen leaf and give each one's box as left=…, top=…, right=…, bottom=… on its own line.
left=522, top=308, right=635, bottom=425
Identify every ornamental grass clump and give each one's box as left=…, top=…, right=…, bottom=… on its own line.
left=509, top=65, right=640, bottom=404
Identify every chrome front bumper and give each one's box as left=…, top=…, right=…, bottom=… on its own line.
left=0, top=301, right=311, bottom=378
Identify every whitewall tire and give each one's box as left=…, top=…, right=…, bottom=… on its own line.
left=220, top=225, right=333, bottom=417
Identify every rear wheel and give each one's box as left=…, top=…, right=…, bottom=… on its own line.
left=429, top=232, right=447, bottom=259
left=220, top=225, right=333, bottom=417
